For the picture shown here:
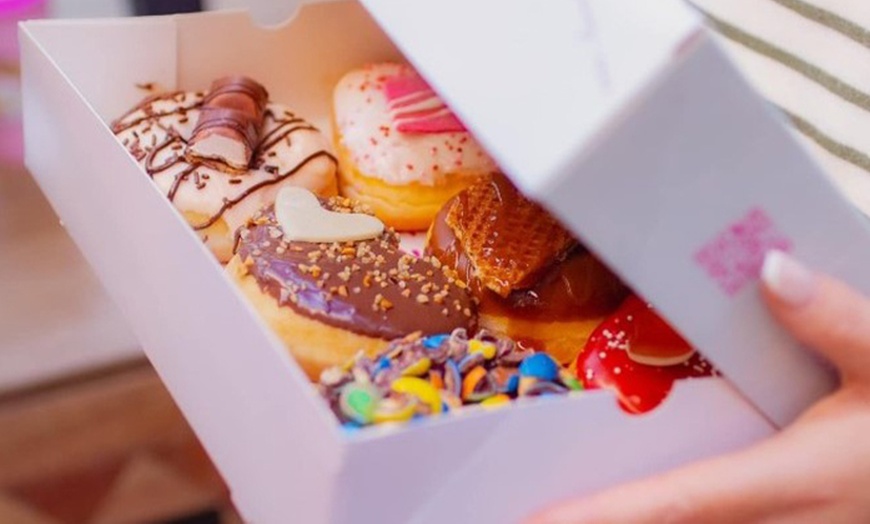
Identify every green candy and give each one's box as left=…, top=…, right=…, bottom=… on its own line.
left=563, top=376, right=584, bottom=391
left=340, top=383, right=382, bottom=424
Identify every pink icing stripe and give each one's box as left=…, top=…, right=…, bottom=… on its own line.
left=384, top=71, right=467, bottom=134
left=392, top=105, right=448, bottom=122
left=384, top=74, right=431, bottom=101
left=389, top=90, right=436, bottom=110
left=396, top=113, right=466, bottom=133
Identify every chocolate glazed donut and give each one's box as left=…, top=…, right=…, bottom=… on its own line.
left=229, top=196, right=477, bottom=380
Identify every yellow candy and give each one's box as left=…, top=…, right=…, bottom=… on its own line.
left=391, top=377, right=443, bottom=414
left=480, top=394, right=511, bottom=409
left=517, top=376, right=538, bottom=396
left=373, top=396, right=418, bottom=424
left=468, top=339, right=497, bottom=360
left=401, top=357, right=432, bottom=377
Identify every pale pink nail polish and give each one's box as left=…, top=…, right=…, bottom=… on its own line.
left=761, top=250, right=816, bottom=306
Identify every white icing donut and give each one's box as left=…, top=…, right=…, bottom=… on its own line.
left=333, top=63, right=496, bottom=186
left=113, top=89, right=337, bottom=257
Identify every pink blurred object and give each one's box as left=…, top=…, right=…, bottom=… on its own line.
left=1, top=0, right=45, bottom=165
left=0, top=0, right=45, bottom=59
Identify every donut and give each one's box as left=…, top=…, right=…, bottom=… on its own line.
left=317, top=329, right=582, bottom=428
left=228, top=187, right=477, bottom=380
left=332, top=63, right=497, bottom=231
left=576, top=295, right=717, bottom=414
left=112, top=76, right=338, bottom=262
left=427, top=173, right=629, bottom=365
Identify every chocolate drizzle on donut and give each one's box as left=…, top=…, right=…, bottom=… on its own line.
left=111, top=86, right=338, bottom=231
left=235, top=200, right=477, bottom=340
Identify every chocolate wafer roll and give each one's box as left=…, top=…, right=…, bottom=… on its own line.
left=186, top=76, right=270, bottom=172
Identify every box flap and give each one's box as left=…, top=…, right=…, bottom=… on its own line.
left=356, top=0, right=853, bottom=426
left=357, top=0, right=700, bottom=196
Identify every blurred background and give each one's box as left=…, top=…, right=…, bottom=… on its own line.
left=2, top=3, right=248, bottom=523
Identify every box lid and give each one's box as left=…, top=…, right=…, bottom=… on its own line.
left=352, top=0, right=870, bottom=428
left=357, top=0, right=699, bottom=195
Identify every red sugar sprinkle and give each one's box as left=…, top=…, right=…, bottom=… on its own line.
left=370, top=137, right=379, bottom=146
left=406, top=163, right=414, bottom=170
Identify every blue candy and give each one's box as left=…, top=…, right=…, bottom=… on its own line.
left=423, top=334, right=450, bottom=350
left=504, top=374, right=520, bottom=394
left=376, top=356, right=392, bottom=371
left=342, top=421, right=363, bottom=433
left=443, top=359, right=462, bottom=397
left=518, top=353, right=560, bottom=381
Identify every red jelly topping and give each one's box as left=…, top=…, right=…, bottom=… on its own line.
left=575, top=295, right=716, bottom=414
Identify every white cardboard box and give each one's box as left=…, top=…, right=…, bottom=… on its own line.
left=19, top=1, right=870, bottom=522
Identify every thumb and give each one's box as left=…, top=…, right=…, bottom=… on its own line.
left=761, top=250, right=870, bottom=385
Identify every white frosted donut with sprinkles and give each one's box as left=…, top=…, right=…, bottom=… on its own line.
left=332, top=63, right=497, bottom=231
left=113, top=77, right=338, bottom=262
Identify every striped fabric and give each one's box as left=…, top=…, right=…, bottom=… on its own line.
left=690, top=0, right=870, bottom=214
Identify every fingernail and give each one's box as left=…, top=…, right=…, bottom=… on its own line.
left=761, top=250, right=816, bottom=306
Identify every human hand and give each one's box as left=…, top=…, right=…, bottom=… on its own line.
left=528, top=250, right=870, bottom=523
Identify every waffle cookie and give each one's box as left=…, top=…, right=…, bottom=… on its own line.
left=427, top=173, right=628, bottom=364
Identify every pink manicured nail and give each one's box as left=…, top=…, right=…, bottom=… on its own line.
left=761, top=250, right=816, bottom=306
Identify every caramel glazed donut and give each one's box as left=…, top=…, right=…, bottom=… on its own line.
left=112, top=77, right=338, bottom=262
left=428, top=174, right=629, bottom=365
left=228, top=194, right=477, bottom=380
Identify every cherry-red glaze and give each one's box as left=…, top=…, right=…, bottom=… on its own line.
left=575, top=295, right=716, bottom=414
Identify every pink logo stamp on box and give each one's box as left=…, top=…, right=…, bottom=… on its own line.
left=695, top=207, right=793, bottom=296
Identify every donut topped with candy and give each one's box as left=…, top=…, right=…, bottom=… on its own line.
left=317, top=328, right=582, bottom=428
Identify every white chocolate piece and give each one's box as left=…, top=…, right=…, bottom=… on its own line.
left=626, top=347, right=695, bottom=367
left=187, top=134, right=249, bottom=172
left=275, top=187, right=385, bottom=243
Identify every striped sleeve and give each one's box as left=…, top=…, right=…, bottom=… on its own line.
left=689, top=0, right=870, bottom=215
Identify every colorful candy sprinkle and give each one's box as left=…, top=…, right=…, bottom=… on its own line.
left=373, top=395, right=418, bottom=424
left=481, top=394, right=511, bottom=409
left=519, top=353, right=560, bottom=381
left=339, top=383, right=381, bottom=425
left=423, top=334, right=449, bottom=349
left=319, top=328, right=580, bottom=428
left=391, top=377, right=443, bottom=414
left=468, top=339, right=497, bottom=360
left=401, top=356, right=432, bottom=377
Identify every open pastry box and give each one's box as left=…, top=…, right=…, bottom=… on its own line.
left=19, top=0, right=870, bottom=522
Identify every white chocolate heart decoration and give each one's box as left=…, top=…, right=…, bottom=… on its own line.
left=275, top=187, right=385, bottom=243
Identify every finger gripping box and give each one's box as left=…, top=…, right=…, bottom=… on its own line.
left=19, top=1, right=870, bottom=522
